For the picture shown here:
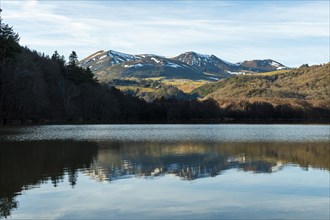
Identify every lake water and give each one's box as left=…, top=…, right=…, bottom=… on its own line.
left=0, top=125, right=329, bottom=219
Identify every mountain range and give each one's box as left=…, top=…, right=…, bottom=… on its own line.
left=79, top=50, right=287, bottom=82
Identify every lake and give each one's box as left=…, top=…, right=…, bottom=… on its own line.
left=0, top=124, right=329, bottom=219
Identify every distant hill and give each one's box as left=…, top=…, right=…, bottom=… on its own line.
left=237, top=59, right=287, bottom=72
left=193, top=63, right=329, bottom=100
left=79, top=50, right=288, bottom=82
left=192, top=63, right=330, bottom=119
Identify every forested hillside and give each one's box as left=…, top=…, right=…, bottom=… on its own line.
left=193, top=64, right=330, bottom=120
left=193, top=63, right=330, bottom=99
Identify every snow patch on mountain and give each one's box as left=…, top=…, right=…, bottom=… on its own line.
left=227, top=71, right=246, bottom=75
left=99, top=55, right=107, bottom=60
left=270, top=61, right=287, bottom=70
left=123, top=63, right=144, bottom=68
left=135, top=63, right=143, bottom=68
left=271, top=61, right=281, bottom=67
left=166, top=62, right=182, bottom=68
left=195, top=52, right=211, bottom=59
left=107, top=50, right=137, bottom=61
left=207, top=76, right=219, bottom=80
left=151, top=57, right=161, bottom=63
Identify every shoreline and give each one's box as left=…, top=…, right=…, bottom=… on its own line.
left=1, top=118, right=330, bottom=126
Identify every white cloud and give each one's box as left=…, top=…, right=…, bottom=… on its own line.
left=1, top=0, right=329, bottom=66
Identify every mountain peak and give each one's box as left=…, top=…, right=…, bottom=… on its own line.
left=173, top=52, right=236, bottom=77
left=107, top=50, right=137, bottom=62
left=183, top=51, right=211, bottom=59
left=238, top=59, right=287, bottom=71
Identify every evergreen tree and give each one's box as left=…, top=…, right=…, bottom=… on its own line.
left=51, top=50, right=60, bottom=61
left=0, top=19, right=21, bottom=60
left=65, top=51, right=96, bottom=84
left=0, top=19, right=22, bottom=123
left=51, top=50, right=65, bottom=66
left=68, top=51, right=78, bottom=66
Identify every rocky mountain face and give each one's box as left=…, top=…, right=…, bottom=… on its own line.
left=79, top=50, right=288, bottom=82
left=172, top=51, right=237, bottom=78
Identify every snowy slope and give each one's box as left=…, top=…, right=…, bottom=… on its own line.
left=79, top=50, right=288, bottom=82
left=79, top=50, right=208, bottom=81
left=172, top=52, right=237, bottom=78
left=238, top=59, right=287, bottom=72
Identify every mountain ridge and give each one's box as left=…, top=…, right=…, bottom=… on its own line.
left=79, top=49, right=288, bottom=82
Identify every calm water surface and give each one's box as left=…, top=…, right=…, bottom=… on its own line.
left=0, top=125, right=329, bottom=219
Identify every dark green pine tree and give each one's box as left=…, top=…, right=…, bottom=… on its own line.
left=51, top=50, right=60, bottom=61
left=68, top=51, right=78, bottom=67
left=66, top=51, right=96, bottom=84
left=0, top=19, right=21, bottom=60
left=0, top=19, right=23, bottom=124
left=51, top=50, right=66, bottom=66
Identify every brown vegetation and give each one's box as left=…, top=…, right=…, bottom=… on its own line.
left=192, top=63, right=330, bottom=121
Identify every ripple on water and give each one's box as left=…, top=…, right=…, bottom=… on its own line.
left=0, top=124, right=329, bottom=142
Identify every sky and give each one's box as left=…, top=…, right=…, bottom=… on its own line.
left=1, top=0, right=329, bottom=67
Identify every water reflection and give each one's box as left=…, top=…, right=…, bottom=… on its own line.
left=0, top=141, right=98, bottom=218
left=89, top=141, right=329, bottom=182
left=0, top=140, right=329, bottom=218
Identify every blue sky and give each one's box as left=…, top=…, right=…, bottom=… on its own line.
left=1, top=0, right=329, bottom=67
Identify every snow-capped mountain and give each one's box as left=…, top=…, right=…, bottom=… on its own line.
left=238, top=59, right=287, bottom=72
left=80, top=50, right=140, bottom=71
left=79, top=50, right=209, bottom=81
left=173, top=51, right=238, bottom=77
left=79, top=50, right=288, bottom=82
left=117, top=55, right=206, bottom=80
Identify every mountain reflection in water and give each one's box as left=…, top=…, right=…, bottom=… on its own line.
left=89, top=141, right=329, bottom=182
left=0, top=140, right=329, bottom=218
